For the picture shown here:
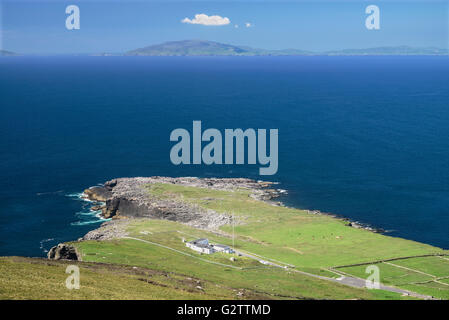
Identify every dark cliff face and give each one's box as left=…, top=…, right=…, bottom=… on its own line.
left=104, top=198, right=151, bottom=218
left=84, top=185, right=152, bottom=219
left=84, top=181, right=154, bottom=219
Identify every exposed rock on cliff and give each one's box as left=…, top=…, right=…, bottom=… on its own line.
left=83, top=177, right=283, bottom=231
left=47, top=244, right=81, bottom=261
left=82, top=219, right=130, bottom=241
left=83, top=186, right=112, bottom=202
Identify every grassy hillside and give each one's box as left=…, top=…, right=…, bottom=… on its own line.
left=0, top=256, right=259, bottom=300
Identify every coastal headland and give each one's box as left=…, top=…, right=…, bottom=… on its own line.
left=1, top=177, right=448, bottom=300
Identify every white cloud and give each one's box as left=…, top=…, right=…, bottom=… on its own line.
left=245, top=22, right=252, bottom=28
left=182, top=13, right=231, bottom=26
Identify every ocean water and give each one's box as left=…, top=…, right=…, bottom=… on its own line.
left=0, top=56, right=448, bottom=257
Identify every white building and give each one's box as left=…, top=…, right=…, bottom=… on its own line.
left=186, top=238, right=215, bottom=254
left=186, top=239, right=234, bottom=255
left=212, top=244, right=234, bottom=254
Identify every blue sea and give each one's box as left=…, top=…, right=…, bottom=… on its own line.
left=0, top=56, right=448, bottom=257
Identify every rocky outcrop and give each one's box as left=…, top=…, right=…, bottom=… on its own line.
left=305, top=210, right=384, bottom=233
left=344, top=220, right=384, bottom=233
left=82, top=219, right=130, bottom=241
left=83, top=186, right=111, bottom=202
left=82, top=177, right=283, bottom=231
left=47, top=244, right=81, bottom=261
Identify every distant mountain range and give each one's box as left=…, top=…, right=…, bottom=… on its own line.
left=0, top=50, right=19, bottom=56
left=2, top=41, right=448, bottom=57
left=125, top=40, right=449, bottom=56
left=324, top=45, right=449, bottom=56
left=125, top=40, right=313, bottom=56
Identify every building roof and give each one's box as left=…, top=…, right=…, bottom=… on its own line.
left=212, top=244, right=230, bottom=249
left=188, top=238, right=208, bottom=244
left=188, top=239, right=212, bottom=249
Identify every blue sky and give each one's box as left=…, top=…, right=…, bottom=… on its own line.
left=1, top=0, right=448, bottom=54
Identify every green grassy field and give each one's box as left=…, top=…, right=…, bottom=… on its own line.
left=1, top=182, right=447, bottom=300
left=337, top=256, right=449, bottom=299
left=69, top=183, right=447, bottom=299
left=338, top=262, right=432, bottom=285
left=144, top=183, right=446, bottom=267
left=141, top=183, right=448, bottom=296
left=73, top=228, right=405, bottom=300
left=391, top=256, right=449, bottom=278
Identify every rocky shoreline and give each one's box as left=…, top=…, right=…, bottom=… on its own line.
left=82, top=177, right=282, bottom=228
left=48, top=176, right=382, bottom=260
left=82, top=176, right=382, bottom=235
left=302, top=209, right=384, bottom=233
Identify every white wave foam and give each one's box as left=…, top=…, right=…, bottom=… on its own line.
left=39, top=238, right=55, bottom=253
left=68, top=191, right=109, bottom=227
left=75, top=210, right=102, bottom=216
left=70, top=218, right=111, bottom=226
